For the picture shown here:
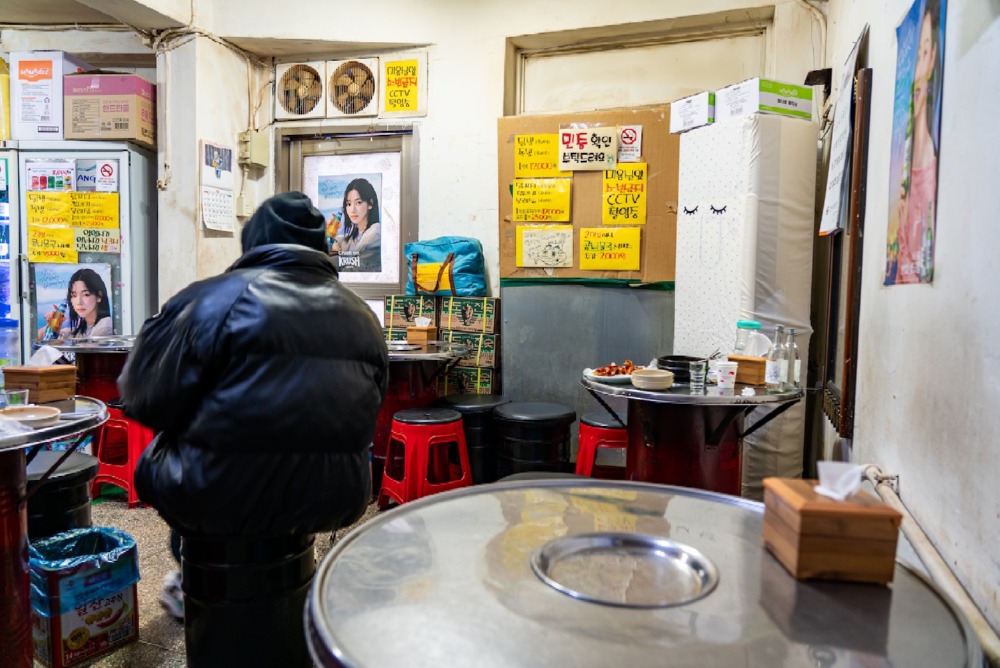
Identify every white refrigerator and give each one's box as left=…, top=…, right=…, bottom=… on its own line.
left=0, top=140, right=156, bottom=364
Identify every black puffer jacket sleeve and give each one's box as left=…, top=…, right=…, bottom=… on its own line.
left=124, top=245, right=388, bottom=538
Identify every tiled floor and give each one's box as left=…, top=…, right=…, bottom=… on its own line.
left=81, top=493, right=383, bottom=667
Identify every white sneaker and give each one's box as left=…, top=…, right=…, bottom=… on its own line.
left=159, top=570, right=184, bottom=621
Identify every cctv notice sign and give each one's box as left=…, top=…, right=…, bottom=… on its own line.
left=602, top=163, right=647, bottom=224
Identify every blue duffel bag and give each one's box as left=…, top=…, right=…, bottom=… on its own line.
left=405, top=236, right=487, bottom=296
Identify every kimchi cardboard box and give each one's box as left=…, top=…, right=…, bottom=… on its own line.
left=384, top=294, right=438, bottom=329
left=439, top=366, right=500, bottom=396
left=63, top=72, right=156, bottom=148
left=439, top=296, right=500, bottom=334
left=10, top=51, right=91, bottom=140
left=441, top=329, right=499, bottom=368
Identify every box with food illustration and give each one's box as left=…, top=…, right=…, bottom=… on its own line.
left=30, top=527, right=140, bottom=668
left=383, top=294, right=438, bottom=329
left=439, top=366, right=500, bottom=396
left=441, top=330, right=499, bottom=368
left=439, top=296, right=500, bottom=334
left=382, top=328, right=409, bottom=342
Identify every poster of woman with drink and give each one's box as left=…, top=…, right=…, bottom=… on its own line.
left=885, top=0, right=947, bottom=285
left=34, top=262, right=113, bottom=341
left=318, top=172, right=383, bottom=273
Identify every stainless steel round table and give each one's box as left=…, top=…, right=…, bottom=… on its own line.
left=0, top=396, right=109, bottom=668
left=307, top=480, right=981, bottom=668
left=583, top=378, right=803, bottom=495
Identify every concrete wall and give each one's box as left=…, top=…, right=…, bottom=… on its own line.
left=825, top=0, right=1000, bottom=632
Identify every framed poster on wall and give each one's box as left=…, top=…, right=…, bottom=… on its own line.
left=278, top=130, right=418, bottom=299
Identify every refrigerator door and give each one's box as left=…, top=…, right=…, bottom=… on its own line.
left=0, top=147, right=22, bottom=366
left=16, top=141, right=156, bottom=355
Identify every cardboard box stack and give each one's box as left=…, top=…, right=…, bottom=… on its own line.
left=63, top=72, right=156, bottom=148
left=383, top=295, right=438, bottom=342
left=439, top=296, right=501, bottom=396
left=9, top=51, right=91, bottom=140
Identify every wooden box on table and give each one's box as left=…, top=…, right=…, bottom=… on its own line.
left=2, top=365, right=77, bottom=403
left=762, top=477, right=902, bottom=585
left=726, top=355, right=766, bottom=385
left=406, top=326, right=438, bottom=345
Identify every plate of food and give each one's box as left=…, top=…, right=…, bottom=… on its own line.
left=583, top=360, right=639, bottom=384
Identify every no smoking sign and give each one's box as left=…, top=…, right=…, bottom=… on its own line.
left=96, top=160, right=118, bottom=193
left=617, top=125, right=643, bottom=163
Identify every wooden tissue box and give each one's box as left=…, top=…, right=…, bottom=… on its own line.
left=406, top=326, right=438, bottom=345
left=762, top=477, right=902, bottom=585
left=2, top=365, right=78, bottom=403
left=727, top=354, right=766, bottom=385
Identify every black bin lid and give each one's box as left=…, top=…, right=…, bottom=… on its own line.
left=494, top=402, right=576, bottom=424
left=439, top=393, right=509, bottom=414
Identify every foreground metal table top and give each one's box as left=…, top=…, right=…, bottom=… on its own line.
left=0, top=396, right=108, bottom=453
left=308, top=480, right=981, bottom=668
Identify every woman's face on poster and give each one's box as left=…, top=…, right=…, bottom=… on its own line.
left=914, top=13, right=937, bottom=112
left=345, top=189, right=371, bottom=228
left=70, top=280, right=101, bottom=324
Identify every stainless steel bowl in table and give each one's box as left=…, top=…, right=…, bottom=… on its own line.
left=306, top=480, right=981, bottom=668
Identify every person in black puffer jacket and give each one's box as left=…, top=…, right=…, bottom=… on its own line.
left=119, top=192, right=388, bottom=662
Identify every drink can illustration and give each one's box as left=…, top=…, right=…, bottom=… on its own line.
left=47, top=176, right=55, bottom=189
left=31, top=175, right=39, bottom=189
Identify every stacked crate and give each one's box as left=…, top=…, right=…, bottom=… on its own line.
left=382, top=295, right=438, bottom=342
left=438, top=296, right=501, bottom=396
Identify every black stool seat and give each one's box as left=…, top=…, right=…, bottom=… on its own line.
left=438, top=393, right=509, bottom=414
left=494, top=402, right=576, bottom=424
left=581, top=411, right=626, bottom=429
left=26, top=452, right=99, bottom=539
left=393, top=408, right=462, bottom=425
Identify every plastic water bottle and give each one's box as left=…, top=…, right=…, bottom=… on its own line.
left=764, top=324, right=786, bottom=392
left=0, top=318, right=19, bottom=368
left=733, top=319, right=762, bottom=356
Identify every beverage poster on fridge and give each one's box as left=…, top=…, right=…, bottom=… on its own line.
left=23, top=156, right=125, bottom=338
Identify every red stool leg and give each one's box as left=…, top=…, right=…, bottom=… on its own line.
left=378, top=430, right=412, bottom=509
left=576, top=424, right=599, bottom=477
left=414, top=420, right=471, bottom=500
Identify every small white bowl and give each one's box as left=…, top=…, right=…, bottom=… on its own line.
left=630, top=368, right=675, bottom=391
left=1, top=405, right=61, bottom=428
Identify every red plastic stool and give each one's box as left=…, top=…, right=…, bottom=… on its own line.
left=90, top=406, right=155, bottom=508
left=378, top=408, right=472, bottom=510
left=575, top=411, right=628, bottom=478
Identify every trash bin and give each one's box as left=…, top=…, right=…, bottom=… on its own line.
left=29, top=527, right=140, bottom=668
left=182, top=533, right=315, bottom=668
left=26, top=452, right=99, bottom=540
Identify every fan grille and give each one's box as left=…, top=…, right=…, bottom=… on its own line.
left=329, top=61, right=376, bottom=115
left=279, top=64, right=323, bottom=115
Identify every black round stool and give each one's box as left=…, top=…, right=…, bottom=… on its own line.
left=493, top=402, right=576, bottom=478
left=182, top=533, right=316, bottom=667
left=437, top=394, right=509, bottom=484
left=26, top=451, right=99, bottom=540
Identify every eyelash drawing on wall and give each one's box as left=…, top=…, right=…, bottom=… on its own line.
left=710, top=205, right=727, bottom=215
left=683, top=206, right=699, bottom=215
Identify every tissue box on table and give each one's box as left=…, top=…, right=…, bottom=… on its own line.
left=406, top=326, right=438, bottom=345
left=762, top=477, right=902, bottom=585
left=2, top=365, right=77, bottom=403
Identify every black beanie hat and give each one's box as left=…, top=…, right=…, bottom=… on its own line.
left=241, top=191, right=326, bottom=252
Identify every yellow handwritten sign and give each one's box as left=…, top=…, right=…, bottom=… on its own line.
left=28, top=225, right=77, bottom=263
left=602, top=163, right=647, bottom=224
left=26, top=191, right=120, bottom=229
left=26, top=191, right=72, bottom=226
left=579, top=227, right=640, bottom=270
left=382, top=58, right=420, bottom=113
left=514, top=135, right=571, bottom=178
left=75, top=227, right=121, bottom=253
left=512, top=178, right=571, bottom=222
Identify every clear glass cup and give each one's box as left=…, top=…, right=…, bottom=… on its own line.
left=688, top=360, right=707, bottom=394
left=4, top=389, right=30, bottom=406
